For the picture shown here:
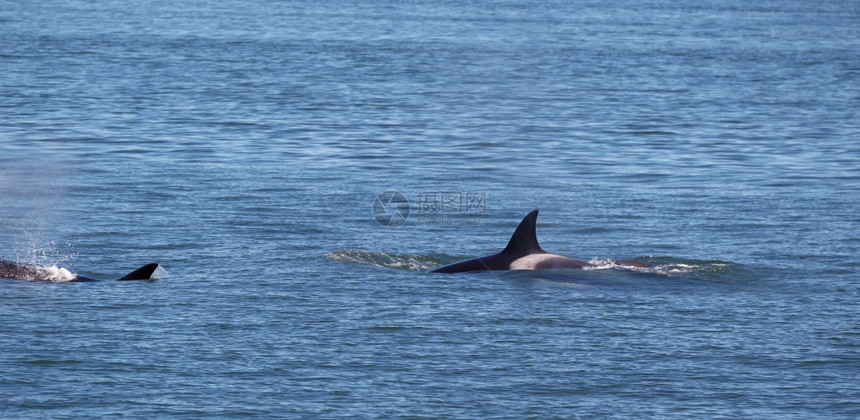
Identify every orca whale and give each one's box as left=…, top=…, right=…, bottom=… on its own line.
left=0, top=259, right=161, bottom=282
left=432, top=210, right=649, bottom=273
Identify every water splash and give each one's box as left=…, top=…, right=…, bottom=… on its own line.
left=6, top=263, right=78, bottom=282
left=151, top=265, right=170, bottom=280
left=2, top=160, right=74, bottom=269
left=37, top=266, right=77, bottom=282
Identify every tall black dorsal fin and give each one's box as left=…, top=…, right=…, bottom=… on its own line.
left=501, top=210, right=544, bottom=255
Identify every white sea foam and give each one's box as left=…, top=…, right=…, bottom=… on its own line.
left=582, top=257, right=618, bottom=270
left=583, top=257, right=653, bottom=272
left=36, top=265, right=77, bottom=282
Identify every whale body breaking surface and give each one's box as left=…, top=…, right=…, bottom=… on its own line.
left=432, top=210, right=648, bottom=273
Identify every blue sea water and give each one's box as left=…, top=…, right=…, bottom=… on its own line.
left=1, top=0, right=859, bottom=417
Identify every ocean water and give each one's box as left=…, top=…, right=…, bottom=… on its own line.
left=1, top=0, right=859, bottom=417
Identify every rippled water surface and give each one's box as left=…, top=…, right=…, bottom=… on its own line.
left=1, top=0, right=859, bottom=418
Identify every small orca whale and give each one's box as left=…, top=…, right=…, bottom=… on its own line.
left=0, top=259, right=161, bottom=282
left=432, top=210, right=649, bottom=273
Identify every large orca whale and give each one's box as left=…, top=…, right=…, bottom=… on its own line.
left=432, top=210, right=649, bottom=273
left=0, top=259, right=161, bottom=282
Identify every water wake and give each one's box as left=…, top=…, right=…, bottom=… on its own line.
left=584, top=257, right=731, bottom=277
left=324, top=249, right=441, bottom=272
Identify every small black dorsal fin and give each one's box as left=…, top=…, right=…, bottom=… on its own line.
left=501, top=210, right=544, bottom=255
left=116, top=263, right=160, bottom=281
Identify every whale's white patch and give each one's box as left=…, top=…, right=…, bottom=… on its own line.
left=509, top=253, right=590, bottom=270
